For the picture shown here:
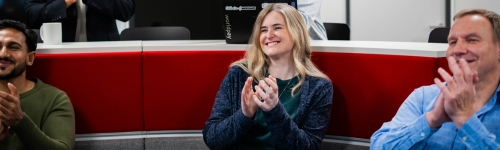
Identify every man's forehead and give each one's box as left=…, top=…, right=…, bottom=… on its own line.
left=0, top=28, right=26, bottom=44
left=452, top=15, right=490, bottom=28
left=450, top=15, right=491, bottom=36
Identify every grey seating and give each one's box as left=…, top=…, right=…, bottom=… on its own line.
left=323, top=23, right=351, bottom=40
left=428, top=27, right=450, bottom=43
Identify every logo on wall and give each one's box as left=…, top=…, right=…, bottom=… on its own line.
left=225, top=6, right=256, bottom=11
left=225, top=14, right=231, bottom=39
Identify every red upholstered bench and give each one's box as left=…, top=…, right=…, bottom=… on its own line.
left=25, top=40, right=449, bottom=141
left=311, top=52, right=448, bottom=138
left=142, top=51, right=245, bottom=131
left=27, top=52, right=144, bottom=134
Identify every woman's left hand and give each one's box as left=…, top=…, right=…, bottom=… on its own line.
left=252, top=75, right=279, bottom=112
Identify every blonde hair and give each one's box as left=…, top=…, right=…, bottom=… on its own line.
left=231, top=4, right=330, bottom=94
left=454, top=9, right=500, bottom=43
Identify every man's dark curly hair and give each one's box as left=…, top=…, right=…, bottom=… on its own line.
left=0, top=20, right=37, bottom=52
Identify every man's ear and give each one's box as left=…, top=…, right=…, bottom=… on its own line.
left=26, top=51, right=35, bottom=66
left=496, top=42, right=500, bottom=62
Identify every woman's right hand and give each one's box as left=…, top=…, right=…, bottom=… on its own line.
left=241, top=77, right=259, bottom=118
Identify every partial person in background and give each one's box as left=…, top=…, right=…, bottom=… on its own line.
left=371, top=9, right=500, bottom=149
left=203, top=4, right=333, bottom=149
left=24, top=0, right=135, bottom=42
left=0, top=0, right=25, bottom=22
left=0, top=20, right=75, bottom=149
left=298, top=0, right=327, bottom=40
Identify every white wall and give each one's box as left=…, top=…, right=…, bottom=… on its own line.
left=451, top=0, right=500, bottom=24
left=349, top=0, right=445, bottom=42
left=321, top=0, right=346, bottom=23
left=321, top=0, right=500, bottom=42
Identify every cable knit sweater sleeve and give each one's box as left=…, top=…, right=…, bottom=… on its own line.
left=203, top=66, right=334, bottom=150
left=203, top=66, right=255, bottom=150
left=264, top=76, right=333, bottom=149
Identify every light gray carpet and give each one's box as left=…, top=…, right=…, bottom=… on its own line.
left=320, top=142, right=370, bottom=150
left=74, top=138, right=144, bottom=150
left=73, top=136, right=370, bottom=150
left=145, top=137, right=209, bottom=150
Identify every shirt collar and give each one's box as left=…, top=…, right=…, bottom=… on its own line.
left=475, top=83, right=500, bottom=116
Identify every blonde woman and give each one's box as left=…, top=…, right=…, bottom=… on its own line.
left=203, top=4, right=333, bottom=150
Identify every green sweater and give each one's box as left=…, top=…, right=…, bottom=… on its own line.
left=0, top=79, right=75, bottom=150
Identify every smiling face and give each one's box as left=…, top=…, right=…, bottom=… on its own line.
left=259, top=11, right=295, bottom=60
left=0, top=27, right=33, bottom=80
left=447, top=14, right=500, bottom=79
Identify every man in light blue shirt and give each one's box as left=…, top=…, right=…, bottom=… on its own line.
left=371, top=9, right=500, bottom=149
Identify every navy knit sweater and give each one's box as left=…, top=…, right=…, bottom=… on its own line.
left=203, top=66, right=333, bottom=150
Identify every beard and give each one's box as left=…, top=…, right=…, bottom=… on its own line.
left=0, top=60, right=26, bottom=80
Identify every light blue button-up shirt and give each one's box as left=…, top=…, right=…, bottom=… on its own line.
left=371, top=84, right=500, bottom=149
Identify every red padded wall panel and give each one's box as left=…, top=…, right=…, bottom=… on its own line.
left=311, top=52, right=443, bottom=139
left=143, top=51, right=245, bottom=131
left=435, top=57, right=450, bottom=78
left=23, top=48, right=448, bottom=139
left=26, top=52, right=144, bottom=134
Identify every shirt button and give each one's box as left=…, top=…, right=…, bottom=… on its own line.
left=462, top=136, right=467, bottom=141
left=420, top=132, right=425, bottom=137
